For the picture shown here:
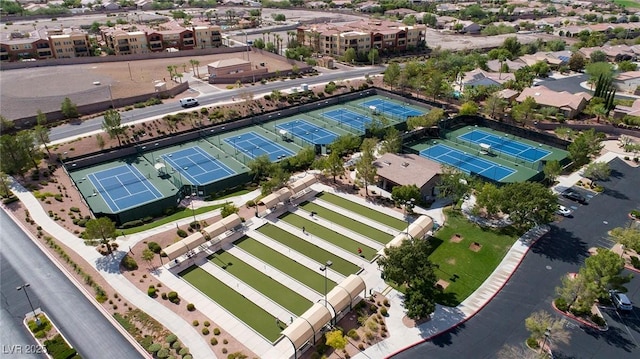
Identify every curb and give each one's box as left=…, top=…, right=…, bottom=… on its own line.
left=1, top=204, right=152, bottom=358
left=383, top=226, right=549, bottom=358
left=21, top=313, right=53, bottom=359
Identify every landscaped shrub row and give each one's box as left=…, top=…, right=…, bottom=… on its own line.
left=42, top=236, right=108, bottom=303
left=44, top=334, right=80, bottom=359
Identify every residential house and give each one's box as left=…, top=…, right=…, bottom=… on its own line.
left=486, top=59, right=527, bottom=73
left=373, top=153, right=443, bottom=201
left=613, top=71, right=640, bottom=93
left=458, top=69, right=515, bottom=93
left=192, top=25, right=223, bottom=49
left=0, top=26, right=90, bottom=61
left=613, top=98, right=640, bottom=119
left=517, top=50, right=572, bottom=69
left=101, top=29, right=149, bottom=55
left=384, top=8, right=418, bottom=19
left=495, top=88, right=520, bottom=102
left=515, top=86, right=592, bottom=119
left=449, top=20, right=481, bottom=34
left=208, top=58, right=252, bottom=77
left=579, top=45, right=635, bottom=62
left=48, top=28, right=91, bottom=58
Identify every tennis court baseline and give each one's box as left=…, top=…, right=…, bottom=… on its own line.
left=360, top=99, right=423, bottom=119
left=224, top=131, right=294, bottom=161
left=420, top=144, right=515, bottom=181
left=161, top=146, right=236, bottom=186
left=276, top=119, right=338, bottom=145
left=321, top=109, right=372, bottom=132
left=87, top=165, right=163, bottom=212
left=458, top=129, right=550, bottom=162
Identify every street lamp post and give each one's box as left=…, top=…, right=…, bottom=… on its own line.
left=541, top=327, right=551, bottom=354
left=17, top=283, right=39, bottom=324
left=319, top=260, right=333, bottom=308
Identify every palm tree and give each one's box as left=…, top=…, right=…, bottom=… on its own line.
left=189, top=59, right=200, bottom=77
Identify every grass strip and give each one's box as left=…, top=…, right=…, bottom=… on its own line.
left=316, top=192, right=406, bottom=230
left=235, top=236, right=335, bottom=293
left=257, top=224, right=360, bottom=276
left=180, top=266, right=282, bottom=342
left=121, top=204, right=225, bottom=234
left=208, top=250, right=312, bottom=315
left=300, top=202, right=394, bottom=244
left=279, top=212, right=377, bottom=260
left=429, top=209, right=519, bottom=306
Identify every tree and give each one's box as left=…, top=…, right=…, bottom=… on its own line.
left=383, top=63, right=401, bottom=90
left=499, top=182, right=557, bottom=228
left=583, top=248, right=628, bottom=299
left=142, top=248, right=155, bottom=268
left=407, top=109, right=444, bottom=130
left=422, top=71, right=448, bottom=101
left=502, top=37, right=522, bottom=58
left=589, top=50, right=607, bottom=63
left=85, top=217, right=117, bottom=254
left=0, top=115, right=14, bottom=133
left=543, top=160, right=562, bottom=185
left=33, top=110, right=51, bottom=157
left=102, top=110, right=124, bottom=146
left=556, top=270, right=592, bottom=312
left=511, top=96, right=537, bottom=124
left=583, top=161, right=610, bottom=181
left=610, top=227, right=640, bottom=253
left=585, top=62, right=614, bottom=84
left=474, top=182, right=503, bottom=217
left=325, top=329, right=347, bottom=352
left=329, top=134, right=362, bottom=157
left=617, top=60, right=637, bottom=72
left=342, top=47, right=356, bottom=63
left=247, top=155, right=274, bottom=182
left=568, top=129, right=605, bottom=167
left=525, top=310, right=571, bottom=349
left=484, top=94, right=507, bottom=119
left=61, top=97, right=79, bottom=119
left=368, top=48, right=379, bottom=65
left=189, top=59, right=200, bottom=77
left=459, top=101, right=479, bottom=116
left=16, top=131, right=40, bottom=171
left=435, top=166, right=471, bottom=207
left=321, top=151, right=344, bottom=183
left=380, top=127, right=401, bottom=154
left=0, top=134, right=30, bottom=176
left=221, top=203, right=239, bottom=218
left=355, top=138, right=377, bottom=197
left=391, top=185, right=421, bottom=210
left=378, top=236, right=439, bottom=319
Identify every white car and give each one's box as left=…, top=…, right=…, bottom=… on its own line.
left=556, top=205, right=572, bottom=217
left=179, top=97, right=199, bottom=108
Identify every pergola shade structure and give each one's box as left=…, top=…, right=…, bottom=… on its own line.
left=328, top=274, right=366, bottom=317
left=163, top=214, right=243, bottom=260
left=288, top=175, right=317, bottom=194
left=259, top=187, right=293, bottom=208
left=385, top=215, right=434, bottom=249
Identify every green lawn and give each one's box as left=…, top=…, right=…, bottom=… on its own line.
left=300, top=202, right=394, bottom=244
left=316, top=192, right=406, bottom=230
left=208, top=250, right=312, bottom=315
left=280, top=212, right=377, bottom=260
left=179, top=266, right=282, bottom=342
left=257, top=224, right=360, bottom=276
left=429, top=209, right=519, bottom=306
left=613, top=0, right=640, bottom=8
left=121, top=204, right=225, bottom=235
left=235, top=236, right=335, bottom=293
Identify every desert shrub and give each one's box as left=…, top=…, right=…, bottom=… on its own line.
left=347, top=329, right=359, bottom=340
left=121, top=255, right=138, bottom=270
left=193, top=320, right=199, bottom=326
left=222, top=348, right=228, bottom=354
left=554, top=297, right=568, bottom=312
left=157, top=348, right=170, bottom=358
left=591, top=314, right=606, bottom=326
left=147, top=286, right=157, bottom=297
left=226, top=352, right=248, bottom=359
left=168, top=291, right=179, bottom=303
left=380, top=307, right=388, bottom=316
left=148, top=241, right=162, bottom=253
left=203, top=321, right=210, bottom=327
left=383, top=298, right=390, bottom=307
left=210, top=337, right=218, bottom=345
left=526, top=337, right=539, bottom=349
left=147, top=343, right=161, bottom=353
left=213, top=327, right=221, bottom=335
left=630, top=256, right=640, bottom=269
left=202, top=327, right=210, bottom=335
left=69, top=207, right=80, bottom=213
left=187, top=303, right=195, bottom=311
left=171, top=340, right=181, bottom=350
left=178, top=347, right=189, bottom=356
left=121, top=219, right=143, bottom=228
left=161, top=292, right=168, bottom=300
left=166, top=334, right=178, bottom=344
left=177, top=229, right=188, bottom=238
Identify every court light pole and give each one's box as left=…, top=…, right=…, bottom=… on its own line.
left=319, top=260, right=333, bottom=308
left=17, top=283, right=40, bottom=324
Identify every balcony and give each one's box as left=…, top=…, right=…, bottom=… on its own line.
left=36, top=43, right=50, bottom=49
left=75, top=47, right=89, bottom=53
left=150, top=43, right=163, bottom=49
left=73, top=40, right=86, bottom=45
left=118, top=46, right=130, bottom=52
left=117, top=39, right=129, bottom=45
left=38, top=51, right=52, bottom=57
left=183, top=40, right=194, bottom=46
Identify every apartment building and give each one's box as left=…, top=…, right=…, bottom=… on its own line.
left=101, top=22, right=222, bottom=54
left=296, top=20, right=426, bottom=57
left=0, top=27, right=90, bottom=62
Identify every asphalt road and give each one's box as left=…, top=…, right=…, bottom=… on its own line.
left=0, top=208, right=142, bottom=359
left=392, top=158, right=640, bottom=359
left=48, top=66, right=383, bottom=142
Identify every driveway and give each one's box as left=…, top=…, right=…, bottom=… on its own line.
left=392, top=157, right=640, bottom=358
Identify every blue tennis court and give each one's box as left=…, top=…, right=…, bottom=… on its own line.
left=420, top=144, right=515, bottom=181
left=224, top=131, right=294, bottom=161
left=276, top=119, right=338, bottom=145
left=360, top=99, right=423, bottom=119
left=458, top=129, right=550, bottom=162
left=161, top=146, right=236, bottom=185
left=87, top=165, right=163, bottom=212
left=321, top=109, right=371, bottom=132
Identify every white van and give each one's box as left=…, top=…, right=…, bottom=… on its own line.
left=180, top=97, right=199, bottom=108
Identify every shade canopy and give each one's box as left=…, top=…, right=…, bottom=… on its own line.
left=260, top=187, right=293, bottom=208
left=288, top=175, right=317, bottom=194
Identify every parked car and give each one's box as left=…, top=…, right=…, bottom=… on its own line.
left=562, top=189, right=587, bottom=204
left=556, top=205, right=572, bottom=217
left=179, top=97, right=199, bottom=108
left=610, top=291, right=633, bottom=312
